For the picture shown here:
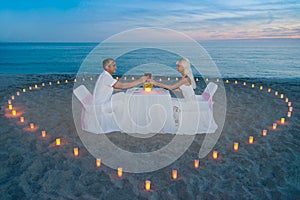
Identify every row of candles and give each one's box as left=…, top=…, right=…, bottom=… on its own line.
left=5, top=77, right=293, bottom=192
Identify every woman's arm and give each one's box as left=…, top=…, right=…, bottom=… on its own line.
left=149, top=77, right=189, bottom=90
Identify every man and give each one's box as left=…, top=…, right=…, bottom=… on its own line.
left=94, top=58, right=148, bottom=104
left=92, top=58, right=148, bottom=133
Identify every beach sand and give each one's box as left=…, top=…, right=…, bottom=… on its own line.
left=0, top=74, right=299, bottom=199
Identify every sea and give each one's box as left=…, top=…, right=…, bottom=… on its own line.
left=0, top=38, right=299, bottom=79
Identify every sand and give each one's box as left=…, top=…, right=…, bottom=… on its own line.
left=0, top=74, right=299, bottom=199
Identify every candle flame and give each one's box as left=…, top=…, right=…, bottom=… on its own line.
left=234, top=142, right=239, bottom=150
left=273, top=123, right=277, bottom=130
left=41, top=130, right=46, bottom=138
left=262, top=130, right=267, bottom=136
left=249, top=136, right=254, bottom=144
left=117, top=167, right=123, bottom=177
left=73, top=147, right=79, bottom=156
left=145, top=180, right=151, bottom=191
left=56, top=138, right=61, bottom=146
left=194, top=159, right=199, bottom=168
left=96, top=158, right=101, bottom=167
left=213, top=151, right=218, bottom=159
left=172, top=170, right=178, bottom=179
left=30, top=123, right=35, bottom=129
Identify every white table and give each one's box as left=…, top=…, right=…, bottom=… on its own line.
left=118, top=88, right=176, bottom=134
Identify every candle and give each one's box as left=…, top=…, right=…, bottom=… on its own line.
left=280, top=94, right=284, bottom=99
left=167, top=77, right=170, bottom=81
left=273, top=123, right=277, bottom=130
left=234, top=80, right=237, bottom=84
left=30, top=123, right=35, bottom=129
left=280, top=118, right=285, bottom=124
left=34, top=84, right=38, bottom=89
left=74, top=79, right=77, bottom=82
left=73, top=147, right=79, bottom=156
left=65, top=80, right=68, bottom=83
left=90, top=77, right=93, bottom=80
left=262, top=129, right=267, bottom=136
left=243, top=82, right=246, bottom=86
left=213, top=151, right=218, bottom=159
left=12, top=110, right=17, bottom=116
left=8, top=99, right=11, bottom=104
left=289, top=107, right=293, bottom=112
left=233, top=142, right=239, bottom=151
left=159, top=78, right=162, bottom=82
left=267, top=88, right=271, bottom=93
left=194, top=159, right=199, bottom=168
left=56, top=138, right=61, bottom=146
left=288, top=102, right=292, bottom=107
left=145, top=88, right=152, bottom=93
left=249, top=136, right=254, bottom=144
left=275, top=91, right=278, bottom=96
left=41, top=130, right=46, bottom=137
left=20, top=117, right=25, bottom=123
left=11, top=95, right=15, bottom=100
left=196, top=78, right=199, bottom=82
left=49, top=82, right=52, bottom=85
left=8, top=104, right=13, bottom=110
left=285, top=98, right=289, bottom=103
left=57, top=81, right=60, bottom=84
left=117, top=167, right=123, bottom=177
left=260, top=86, right=263, bottom=90
left=145, top=180, right=151, bottom=191
left=251, top=84, right=255, bottom=88
left=42, top=83, right=45, bottom=87
left=172, top=170, right=178, bottom=180
left=22, top=88, right=26, bottom=92
left=287, top=112, right=291, bottom=118
left=216, top=78, right=220, bottom=82
left=205, top=78, right=209, bottom=82
left=16, top=91, right=20, bottom=96
left=29, top=86, right=32, bottom=90
left=96, top=158, right=101, bottom=167
left=131, top=77, right=135, bottom=80
left=176, top=77, right=179, bottom=81
left=226, top=80, right=229, bottom=83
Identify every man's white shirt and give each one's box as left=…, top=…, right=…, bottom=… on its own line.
left=94, top=70, right=117, bottom=105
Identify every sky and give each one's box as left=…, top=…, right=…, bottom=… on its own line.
left=0, top=0, right=299, bottom=42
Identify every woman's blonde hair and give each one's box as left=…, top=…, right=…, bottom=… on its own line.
left=176, top=58, right=196, bottom=89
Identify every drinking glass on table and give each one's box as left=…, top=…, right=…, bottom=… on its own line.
left=144, top=73, right=152, bottom=80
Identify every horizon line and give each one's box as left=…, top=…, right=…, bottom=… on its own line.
left=0, top=37, right=299, bottom=43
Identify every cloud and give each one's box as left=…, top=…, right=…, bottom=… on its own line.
left=0, top=0, right=299, bottom=41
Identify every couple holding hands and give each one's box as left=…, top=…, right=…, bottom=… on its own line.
left=94, top=57, right=196, bottom=105
left=77, top=57, right=218, bottom=134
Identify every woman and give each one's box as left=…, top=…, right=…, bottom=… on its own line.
left=148, top=58, right=196, bottom=101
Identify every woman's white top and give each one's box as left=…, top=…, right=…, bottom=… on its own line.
left=179, top=84, right=196, bottom=101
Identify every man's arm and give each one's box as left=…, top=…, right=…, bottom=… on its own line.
left=113, top=76, right=147, bottom=89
